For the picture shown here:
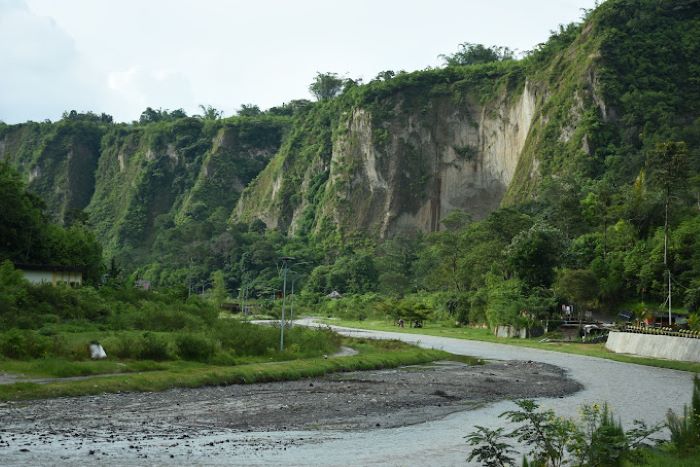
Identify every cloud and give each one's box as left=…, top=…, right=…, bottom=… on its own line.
left=0, top=0, right=98, bottom=122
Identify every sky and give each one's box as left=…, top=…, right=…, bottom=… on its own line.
left=1, top=0, right=599, bottom=124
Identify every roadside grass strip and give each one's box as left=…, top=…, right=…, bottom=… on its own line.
left=320, top=318, right=700, bottom=373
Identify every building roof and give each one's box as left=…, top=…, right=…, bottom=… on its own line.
left=13, top=263, right=84, bottom=273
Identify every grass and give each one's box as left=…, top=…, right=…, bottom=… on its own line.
left=0, top=358, right=172, bottom=378
left=319, top=318, right=700, bottom=373
left=629, top=447, right=700, bottom=466
left=0, top=338, right=476, bottom=401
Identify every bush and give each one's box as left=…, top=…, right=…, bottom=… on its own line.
left=176, top=333, right=217, bottom=361
left=100, top=333, right=140, bottom=359
left=466, top=399, right=662, bottom=466
left=139, top=332, right=172, bottom=360
left=0, top=329, right=50, bottom=359
left=666, top=375, right=700, bottom=454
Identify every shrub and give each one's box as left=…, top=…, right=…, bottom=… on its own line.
left=176, top=333, right=217, bottom=361
left=139, top=332, right=172, bottom=360
left=666, top=375, right=700, bottom=454
left=0, top=329, right=50, bottom=359
left=466, top=399, right=662, bottom=466
left=102, top=333, right=141, bottom=359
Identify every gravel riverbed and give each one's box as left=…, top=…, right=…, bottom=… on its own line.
left=0, top=359, right=579, bottom=464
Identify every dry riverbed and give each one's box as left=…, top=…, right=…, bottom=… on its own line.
left=0, top=360, right=580, bottom=463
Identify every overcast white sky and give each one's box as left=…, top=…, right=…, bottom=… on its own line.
left=0, top=0, right=599, bottom=123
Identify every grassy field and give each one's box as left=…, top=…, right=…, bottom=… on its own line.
left=318, top=318, right=700, bottom=373
left=632, top=448, right=700, bottom=467
left=0, top=338, right=476, bottom=401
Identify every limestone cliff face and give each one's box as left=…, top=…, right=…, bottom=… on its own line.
left=235, top=78, right=549, bottom=238
left=320, top=83, right=539, bottom=237
left=1, top=116, right=287, bottom=264
left=86, top=118, right=285, bottom=259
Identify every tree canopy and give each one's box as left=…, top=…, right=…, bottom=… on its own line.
left=440, top=43, right=515, bottom=67
left=309, top=72, right=345, bottom=101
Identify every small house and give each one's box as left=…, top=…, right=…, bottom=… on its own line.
left=15, top=264, right=83, bottom=287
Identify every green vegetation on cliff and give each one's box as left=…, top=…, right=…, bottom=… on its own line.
left=2, top=0, right=699, bottom=336
left=235, top=0, right=700, bottom=331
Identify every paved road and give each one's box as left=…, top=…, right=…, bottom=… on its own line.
left=0, top=321, right=694, bottom=466
left=269, top=319, right=694, bottom=466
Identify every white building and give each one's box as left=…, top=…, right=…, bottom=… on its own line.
left=16, top=264, right=83, bottom=286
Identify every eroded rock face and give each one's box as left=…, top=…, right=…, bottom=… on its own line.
left=232, top=76, right=549, bottom=239
left=291, top=82, right=540, bottom=238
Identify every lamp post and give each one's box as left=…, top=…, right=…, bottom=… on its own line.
left=279, top=256, right=294, bottom=352
left=289, top=278, right=295, bottom=327
left=286, top=261, right=312, bottom=328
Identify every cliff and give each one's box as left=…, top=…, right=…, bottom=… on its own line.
left=2, top=0, right=698, bottom=283
left=235, top=0, right=700, bottom=240
left=0, top=115, right=289, bottom=265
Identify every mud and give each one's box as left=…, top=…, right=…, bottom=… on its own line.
left=0, top=359, right=579, bottom=464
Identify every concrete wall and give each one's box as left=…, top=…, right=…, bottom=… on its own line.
left=606, top=331, right=700, bottom=363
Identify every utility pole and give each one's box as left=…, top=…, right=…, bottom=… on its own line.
left=665, top=184, right=671, bottom=326
left=289, top=279, right=295, bottom=327
left=279, top=257, right=294, bottom=352
left=668, top=273, right=672, bottom=326
left=187, top=257, right=193, bottom=298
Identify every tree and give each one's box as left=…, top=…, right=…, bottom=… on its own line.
left=210, top=270, right=228, bottom=308
left=506, top=223, right=565, bottom=288
left=646, top=142, right=689, bottom=319
left=553, top=268, right=599, bottom=324
left=646, top=142, right=689, bottom=258
left=309, top=72, right=344, bottom=101
left=237, top=104, right=261, bottom=117
left=581, top=178, right=616, bottom=259
left=139, top=107, right=188, bottom=123
left=440, top=43, right=514, bottom=67
left=198, top=105, right=223, bottom=120
left=0, top=163, right=44, bottom=262
left=485, top=276, right=526, bottom=328
left=373, top=70, right=395, bottom=82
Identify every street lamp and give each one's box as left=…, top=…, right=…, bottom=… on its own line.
left=286, top=261, right=312, bottom=328
left=278, top=256, right=294, bottom=352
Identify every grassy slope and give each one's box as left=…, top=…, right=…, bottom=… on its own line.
left=319, top=318, right=700, bottom=373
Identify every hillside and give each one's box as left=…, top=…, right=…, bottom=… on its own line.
left=0, top=113, right=290, bottom=277
left=234, top=0, right=700, bottom=240
left=1, top=0, right=699, bottom=314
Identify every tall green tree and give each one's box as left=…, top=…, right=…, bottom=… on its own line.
left=210, top=270, right=228, bottom=308
left=198, top=105, right=223, bottom=120
left=309, top=72, right=344, bottom=101
left=646, top=141, right=689, bottom=313
left=506, top=223, right=565, bottom=289
left=0, top=163, right=44, bottom=262
left=553, top=268, right=599, bottom=322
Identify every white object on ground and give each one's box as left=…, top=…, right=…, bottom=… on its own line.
left=89, top=343, right=107, bottom=359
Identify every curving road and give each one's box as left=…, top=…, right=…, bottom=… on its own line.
left=0, top=322, right=694, bottom=466
left=268, top=319, right=695, bottom=466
